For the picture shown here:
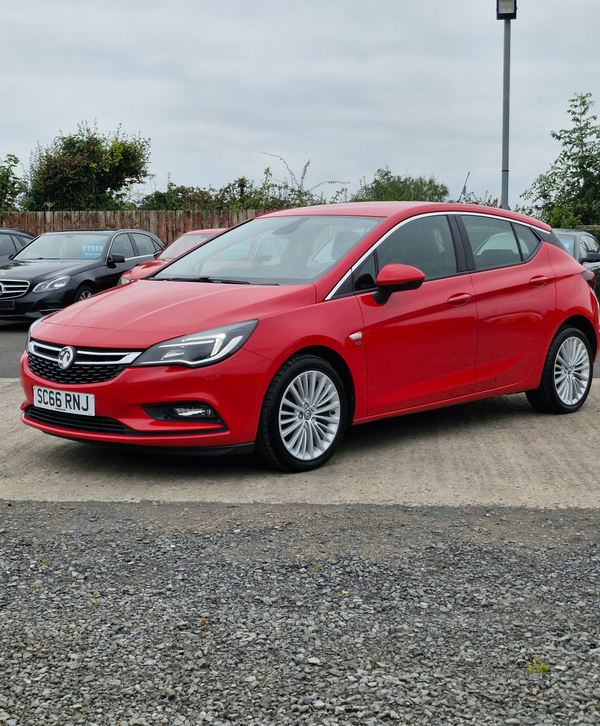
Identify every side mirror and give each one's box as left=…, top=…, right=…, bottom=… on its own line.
left=372, top=263, right=425, bottom=304
left=107, top=253, right=126, bottom=267
left=582, top=252, right=600, bottom=263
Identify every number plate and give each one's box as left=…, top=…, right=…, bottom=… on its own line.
left=33, top=386, right=95, bottom=417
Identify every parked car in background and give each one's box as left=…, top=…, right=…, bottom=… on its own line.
left=554, top=228, right=600, bottom=295
left=20, top=203, right=599, bottom=472
left=119, top=228, right=225, bottom=284
left=0, top=228, right=34, bottom=266
left=0, top=229, right=164, bottom=321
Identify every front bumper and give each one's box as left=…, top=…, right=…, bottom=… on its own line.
left=20, top=347, right=272, bottom=449
left=0, top=287, right=75, bottom=321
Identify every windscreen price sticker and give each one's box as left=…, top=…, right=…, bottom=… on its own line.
left=33, top=386, right=95, bottom=417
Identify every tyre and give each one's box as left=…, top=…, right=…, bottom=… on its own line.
left=526, top=326, right=593, bottom=414
left=74, top=285, right=94, bottom=302
left=256, top=354, right=347, bottom=472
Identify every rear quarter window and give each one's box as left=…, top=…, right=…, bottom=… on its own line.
left=513, top=224, right=542, bottom=260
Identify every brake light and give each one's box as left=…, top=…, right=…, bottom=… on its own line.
left=581, top=269, right=596, bottom=289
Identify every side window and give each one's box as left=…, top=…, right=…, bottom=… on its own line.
left=0, top=236, right=16, bottom=256
left=131, top=233, right=156, bottom=256
left=16, top=236, right=31, bottom=249
left=152, top=239, right=163, bottom=252
left=580, top=234, right=600, bottom=256
left=461, top=216, right=520, bottom=270
left=375, top=215, right=457, bottom=280
left=513, top=224, right=541, bottom=260
left=110, top=234, right=135, bottom=259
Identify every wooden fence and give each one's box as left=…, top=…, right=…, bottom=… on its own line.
left=0, top=210, right=259, bottom=245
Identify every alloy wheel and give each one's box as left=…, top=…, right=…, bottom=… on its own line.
left=554, top=335, right=590, bottom=406
left=278, top=369, right=341, bottom=461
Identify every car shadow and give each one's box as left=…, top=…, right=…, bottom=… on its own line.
left=39, top=393, right=536, bottom=481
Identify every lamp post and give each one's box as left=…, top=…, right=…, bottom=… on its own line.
left=497, top=0, right=517, bottom=209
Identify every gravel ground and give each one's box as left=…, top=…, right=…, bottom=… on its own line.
left=1, top=501, right=599, bottom=726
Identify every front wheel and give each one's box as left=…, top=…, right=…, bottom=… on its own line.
left=526, top=326, right=593, bottom=414
left=256, top=355, right=347, bottom=472
left=74, top=284, right=94, bottom=303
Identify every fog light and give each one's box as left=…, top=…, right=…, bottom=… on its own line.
left=143, top=401, right=222, bottom=423
left=169, top=405, right=214, bottom=418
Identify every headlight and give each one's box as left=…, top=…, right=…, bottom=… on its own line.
left=118, top=276, right=132, bottom=285
left=132, top=320, right=259, bottom=368
left=32, top=276, right=70, bottom=293
left=26, top=317, right=45, bottom=351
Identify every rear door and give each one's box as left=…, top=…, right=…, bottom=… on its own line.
left=458, top=214, right=556, bottom=392
left=131, top=233, right=161, bottom=263
left=356, top=213, right=478, bottom=415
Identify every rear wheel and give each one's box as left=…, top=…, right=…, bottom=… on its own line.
left=526, top=326, right=592, bottom=414
left=256, top=355, right=347, bottom=472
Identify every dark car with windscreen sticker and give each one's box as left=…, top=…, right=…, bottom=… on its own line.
left=0, top=229, right=164, bottom=320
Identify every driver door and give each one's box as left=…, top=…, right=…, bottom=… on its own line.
left=357, top=215, right=477, bottom=415
left=97, top=233, right=137, bottom=291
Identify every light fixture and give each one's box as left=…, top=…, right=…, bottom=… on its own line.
left=497, top=0, right=517, bottom=21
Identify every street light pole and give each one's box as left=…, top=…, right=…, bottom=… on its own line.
left=497, top=0, right=517, bottom=210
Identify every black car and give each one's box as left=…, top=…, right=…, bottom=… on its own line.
left=0, top=228, right=35, bottom=266
left=553, top=228, right=600, bottom=296
left=0, top=229, right=164, bottom=321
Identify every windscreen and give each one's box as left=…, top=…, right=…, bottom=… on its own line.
left=153, top=216, right=384, bottom=285
left=15, top=232, right=112, bottom=261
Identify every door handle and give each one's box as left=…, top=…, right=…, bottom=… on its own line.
left=447, top=293, right=472, bottom=306
left=529, top=276, right=548, bottom=287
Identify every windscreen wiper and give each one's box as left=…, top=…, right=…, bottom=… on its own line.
left=197, top=276, right=251, bottom=285
left=152, top=276, right=251, bottom=284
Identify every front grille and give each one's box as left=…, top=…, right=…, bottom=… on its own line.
left=24, top=406, right=134, bottom=435
left=28, top=339, right=141, bottom=385
left=0, top=279, right=30, bottom=298
left=24, top=406, right=218, bottom=438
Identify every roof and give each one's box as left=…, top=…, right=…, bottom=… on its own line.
left=262, top=201, right=550, bottom=231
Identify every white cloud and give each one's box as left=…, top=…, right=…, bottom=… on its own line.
left=1, top=0, right=599, bottom=208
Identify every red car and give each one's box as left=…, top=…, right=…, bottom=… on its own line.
left=20, top=202, right=599, bottom=471
left=118, top=228, right=226, bottom=283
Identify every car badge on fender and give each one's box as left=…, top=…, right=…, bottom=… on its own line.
left=57, top=346, right=76, bottom=370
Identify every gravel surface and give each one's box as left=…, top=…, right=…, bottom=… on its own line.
left=1, top=501, right=599, bottom=725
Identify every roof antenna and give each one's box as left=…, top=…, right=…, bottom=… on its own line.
left=458, top=172, right=470, bottom=203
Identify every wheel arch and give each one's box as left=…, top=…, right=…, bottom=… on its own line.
left=560, top=314, right=598, bottom=360
left=292, top=345, right=356, bottom=424
left=75, top=280, right=98, bottom=294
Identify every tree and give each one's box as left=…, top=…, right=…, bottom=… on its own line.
left=350, top=168, right=448, bottom=202
left=0, top=154, right=26, bottom=210
left=522, top=93, right=600, bottom=226
left=24, top=122, right=151, bottom=211
left=140, top=156, right=347, bottom=211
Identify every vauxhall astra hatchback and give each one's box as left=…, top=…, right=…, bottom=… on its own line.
left=20, top=202, right=600, bottom=471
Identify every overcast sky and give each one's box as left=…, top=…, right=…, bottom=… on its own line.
left=2, top=0, right=599, bottom=209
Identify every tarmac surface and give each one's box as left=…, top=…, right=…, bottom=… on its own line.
left=2, top=376, right=600, bottom=508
